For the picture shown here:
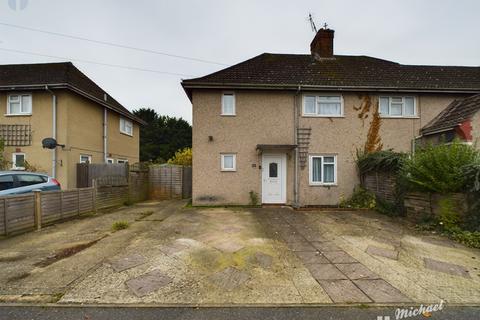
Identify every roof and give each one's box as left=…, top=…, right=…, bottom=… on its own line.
left=421, top=93, right=480, bottom=135
left=0, top=62, right=145, bottom=124
left=182, top=53, right=480, bottom=98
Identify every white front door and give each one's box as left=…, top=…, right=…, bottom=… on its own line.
left=262, top=154, right=286, bottom=204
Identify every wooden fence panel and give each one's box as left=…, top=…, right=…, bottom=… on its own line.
left=149, top=165, right=185, bottom=200
left=0, top=199, right=5, bottom=236
left=96, top=185, right=128, bottom=209
left=4, top=194, right=35, bottom=235
left=79, top=188, right=94, bottom=213
left=182, top=167, right=192, bottom=199
left=77, top=163, right=129, bottom=188
left=41, top=191, right=62, bottom=224
left=62, top=190, right=80, bottom=218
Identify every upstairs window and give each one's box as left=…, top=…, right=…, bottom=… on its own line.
left=303, top=95, right=343, bottom=117
left=221, top=93, right=235, bottom=115
left=120, top=118, right=133, bottom=136
left=7, top=94, right=32, bottom=115
left=379, top=96, right=416, bottom=117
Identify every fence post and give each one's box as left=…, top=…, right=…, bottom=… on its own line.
left=34, top=191, right=42, bottom=230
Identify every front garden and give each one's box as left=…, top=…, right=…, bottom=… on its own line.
left=341, top=141, right=480, bottom=248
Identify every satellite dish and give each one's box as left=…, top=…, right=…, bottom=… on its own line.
left=42, top=138, right=64, bottom=149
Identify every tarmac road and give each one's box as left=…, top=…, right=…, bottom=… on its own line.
left=0, top=305, right=479, bottom=320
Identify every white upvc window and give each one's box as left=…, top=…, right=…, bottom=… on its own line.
left=120, top=117, right=133, bottom=136
left=117, top=159, right=128, bottom=164
left=221, top=92, right=235, bottom=116
left=7, top=94, right=32, bottom=115
left=12, top=153, right=26, bottom=170
left=303, top=95, right=343, bottom=117
left=79, top=154, right=92, bottom=164
left=221, top=153, right=236, bottom=171
left=309, top=155, right=337, bottom=185
left=379, top=96, right=416, bottom=117
left=106, top=158, right=114, bottom=164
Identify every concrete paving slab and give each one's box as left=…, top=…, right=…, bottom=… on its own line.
left=125, top=269, right=172, bottom=297
left=311, top=241, right=342, bottom=252
left=365, top=245, right=399, bottom=260
left=306, top=264, right=348, bottom=280
left=335, top=263, right=379, bottom=280
left=295, top=251, right=330, bottom=264
left=108, top=254, right=146, bottom=272
left=287, top=241, right=317, bottom=252
left=250, top=252, right=273, bottom=269
left=208, top=267, right=250, bottom=291
left=318, top=280, right=372, bottom=303
left=322, top=251, right=358, bottom=263
left=213, top=240, right=245, bottom=253
left=354, top=279, right=412, bottom=303
left=424, top=258, right=471, bottom=278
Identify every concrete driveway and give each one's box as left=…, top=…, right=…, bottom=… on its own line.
left=0, top=200, right=479, bottom=305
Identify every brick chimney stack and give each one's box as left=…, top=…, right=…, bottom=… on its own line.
left=310, top=28, right=334, bottom=59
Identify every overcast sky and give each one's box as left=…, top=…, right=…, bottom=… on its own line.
left=1, top=0, right=479, bottom=123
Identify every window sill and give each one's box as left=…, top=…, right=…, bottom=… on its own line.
left=5, top=113, right=32, bottom=117
left=221, top=169, right=236, bottom=172
left=120, top=131, right=133, bottom=137
left=302, top=115, right=345, bottom=118
left=380, top=115, right=419, bottom=119
left=220, top=114, right=236, bottom=117
left=309, top=183, right=337, bottom=187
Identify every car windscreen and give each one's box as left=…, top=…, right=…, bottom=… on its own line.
left=0, top=175, right=15, bottom=190
left=16, top=174, right=47, bottom=187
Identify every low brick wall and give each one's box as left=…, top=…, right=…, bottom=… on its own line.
left=404, top=192, right=467, bottom=223
left=362, top=171, right=397, bottom=202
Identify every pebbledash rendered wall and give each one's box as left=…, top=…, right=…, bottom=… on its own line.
left=192, top=89, right=466, bottom=206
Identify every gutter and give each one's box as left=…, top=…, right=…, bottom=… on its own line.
left=182, top=82, right=480, bottom=96
left=45, top=85, right=57, bottom=178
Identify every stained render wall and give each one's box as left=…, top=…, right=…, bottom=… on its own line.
left=191, top=89, right=466, bottom=206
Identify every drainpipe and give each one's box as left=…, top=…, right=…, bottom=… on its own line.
left=293, top=85, right=302, bottom=208
left=103, top=107, right=108, bottom=163
left=45, top=86, right=57, bottom=178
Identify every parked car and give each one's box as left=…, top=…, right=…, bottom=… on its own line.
left=0, top=171, right=61, bottom=196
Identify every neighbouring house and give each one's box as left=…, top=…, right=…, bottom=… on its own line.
left=0, top=62, right=145, bottom=189
left=420, top=93, right=480, bottom=147
left=182, top=28, right=480, bottom=207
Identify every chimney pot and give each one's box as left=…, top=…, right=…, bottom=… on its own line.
left=310, top=28, right=335, bottom=59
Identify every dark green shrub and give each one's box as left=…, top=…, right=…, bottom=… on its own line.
left=402, top=141, right=479, bottom=193
left=356, top=149, right=407, bottom=176
left=462, top=163, right=480, bottom=231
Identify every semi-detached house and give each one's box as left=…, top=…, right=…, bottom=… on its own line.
left=0, top=62, right=145, bottom=189
left=182, top=28, right=480, bottom=207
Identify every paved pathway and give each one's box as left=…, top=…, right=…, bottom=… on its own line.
left=255, top=209, right=410, bottom=303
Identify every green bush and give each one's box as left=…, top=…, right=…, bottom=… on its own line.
left=402, top=141, right=479, bottom=193
left=339, top=186, right=376, bottom=209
